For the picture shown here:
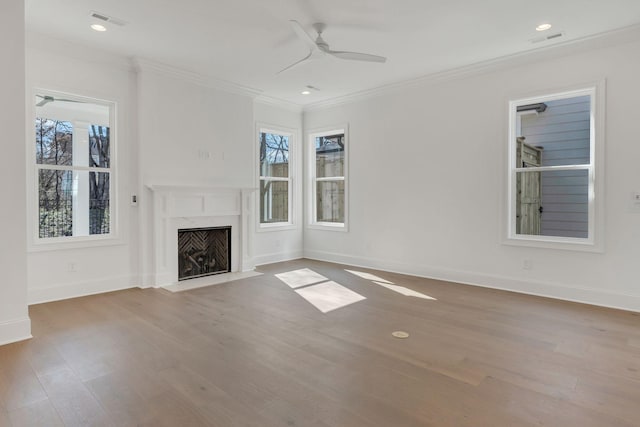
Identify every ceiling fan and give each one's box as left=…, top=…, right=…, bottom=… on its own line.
left=278, top=20, right=387, bottom=74
left=35, top=95, right=82, bottom=107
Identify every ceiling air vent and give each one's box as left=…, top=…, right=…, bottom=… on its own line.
left=90, top=11, right=127, bottom=26
left=531, top=31, right=564, bottom=44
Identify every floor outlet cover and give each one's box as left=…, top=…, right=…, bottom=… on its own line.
left=392, top=331, right=409, bottom=339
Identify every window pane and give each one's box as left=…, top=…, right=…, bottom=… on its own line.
left=39, top=169, right=73, bottom=237
left=89, top=125, right=110, bottom=168
left=516, top=169, right=588, bottom=238
left=260, top=132, right=289, bottom=177
left=260, top=180, right=288, bottom=223
left=316, top=181, right=344, bottom=223
left=89, top=172, right=110, bottom=235
left=35, top=118, right=73, bottom=166
left=517, top=95, right=591, bottom=167
left=316, top=134, right=344, bottom=178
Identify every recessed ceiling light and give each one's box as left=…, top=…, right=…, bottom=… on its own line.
left=91, top=23, right=107, bottom=32
left=301, top=90, right=311, bottom=95
left=536, top=23, right=552, bottom=32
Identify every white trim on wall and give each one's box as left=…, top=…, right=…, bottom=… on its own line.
left=306, top=124, right=350, bottom=231
left=27, top=87, right=124, bottom=251
left=253, top=250, right=305, bottom=267
left=133, top=58, right=262, bottom=99
left=0, top=317, right=32, bottom=346
left=28, top=275, right=134, bottom=305
left=304, top=249, right=640, bottom=313
left=256, top=122, right=298, bottom=231
left=303, top=24, right=640, bottom=112
left=504, top=81, right=606, bottom=252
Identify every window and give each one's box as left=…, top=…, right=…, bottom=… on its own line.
left=507, top=84, right=604, bottom=250
left=33, top=91, right=114, bottom=242
left=309, top=127, right=347, bottom=229
left=259, top=128, right=292, bottom=227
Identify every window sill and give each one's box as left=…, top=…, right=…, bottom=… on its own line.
left=308, top=222, right=348, bottom=232
left=28, top=235, right=125, bottom=253
left=257, top=222, right=296, bottom=233
left=503, top=235, right=603, bottom=253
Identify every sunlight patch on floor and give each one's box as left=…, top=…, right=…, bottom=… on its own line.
left=275, top=268, right=366, bottom=313
left=344, top=269, right=393, bottom=284
left=295, top=281, right=367, bottom=313
left=345, top=269, right=437, bottom=301
left=275, top=268, right=328, bottom=289
left=372, top=281, right=436, bottom=300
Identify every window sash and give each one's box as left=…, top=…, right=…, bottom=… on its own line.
left=259, top=176, right=289, bottom=181
left=506, top=85, right=601, bottom=250
left=309, top=129, right=347, bottom=228
left=316, top=176, right=344, bottom=182
left=32, top=92, right=115, bottom=244
left=258, top=127, right=294, bottom=227
left=37, top=164, right=111, bottom=172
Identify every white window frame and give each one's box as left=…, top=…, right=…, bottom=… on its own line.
left=505, top=82, right=605, bottom=252
left=256, top=124, right=295, bottom=231
left=27, top=89, right=119, bottom=251
left=307, top=125, right=349, bottom=231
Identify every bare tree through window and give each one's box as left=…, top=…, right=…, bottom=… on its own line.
left=36, top=118, right=73, bottom=237
left=259, top=131, right=290, bottom=224
left=35, top=96, right=112, bottom=239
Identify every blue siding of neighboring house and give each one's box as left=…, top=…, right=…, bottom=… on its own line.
left=520, top=96, right=590, bottom=238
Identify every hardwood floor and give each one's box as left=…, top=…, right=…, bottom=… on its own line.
left=1, top=258, right=639, bottom=426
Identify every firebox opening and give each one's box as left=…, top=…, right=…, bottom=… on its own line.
left=178, top=226, right=231, bottom=281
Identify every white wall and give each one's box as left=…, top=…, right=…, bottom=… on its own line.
left=137, top=66, right=255, bottom=286
left=25, top=35, right=138, bottom=304
left=21, top=40, right=304, bottom=299
left=303, top=37, right=640, bottom=311
left=0, top=0, right=31, bottom=344
left=15, top=19, right=639, bottom=319
left=252, top=101, right=304, bottom=265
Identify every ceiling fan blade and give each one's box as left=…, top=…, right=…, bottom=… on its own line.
left=35, top=95, right=54, bottom=107
left=35, top=95, right=82, bottom=106
left=289, top=20, right=318, bottom=51
left=277, top=51, right=313, bottom=74
left=328, top=50, right=387, bottom=63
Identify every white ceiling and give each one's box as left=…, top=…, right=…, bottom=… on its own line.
left=25, top=0, right=640, bottom=106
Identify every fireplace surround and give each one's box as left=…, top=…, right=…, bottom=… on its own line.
left=147, top=185, right=255, bottom=287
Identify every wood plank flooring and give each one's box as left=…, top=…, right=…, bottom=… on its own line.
left=1, top=258, right=639, bottom=426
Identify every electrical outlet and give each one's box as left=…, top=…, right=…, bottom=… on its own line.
left=630, top=192, right=640, bottom=213
left=131, top=194, right=138, bottom=206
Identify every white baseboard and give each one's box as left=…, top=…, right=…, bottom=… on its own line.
left=28, top=275, right=135, bottom=305
left=0, top=316, right=32, bottom=346
left=304, top=250, right=640, bottom=313
left=253, top=250, right=304, bottom=267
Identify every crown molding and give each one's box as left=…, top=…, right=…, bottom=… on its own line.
left=303, top=23, right=640, bottom=112
left=254, top=94, right=303, bottom=113
left=133, top=57, right=263, bottom=99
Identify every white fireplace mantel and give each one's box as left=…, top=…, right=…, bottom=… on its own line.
left=147, top=184, right=256, bottom=288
